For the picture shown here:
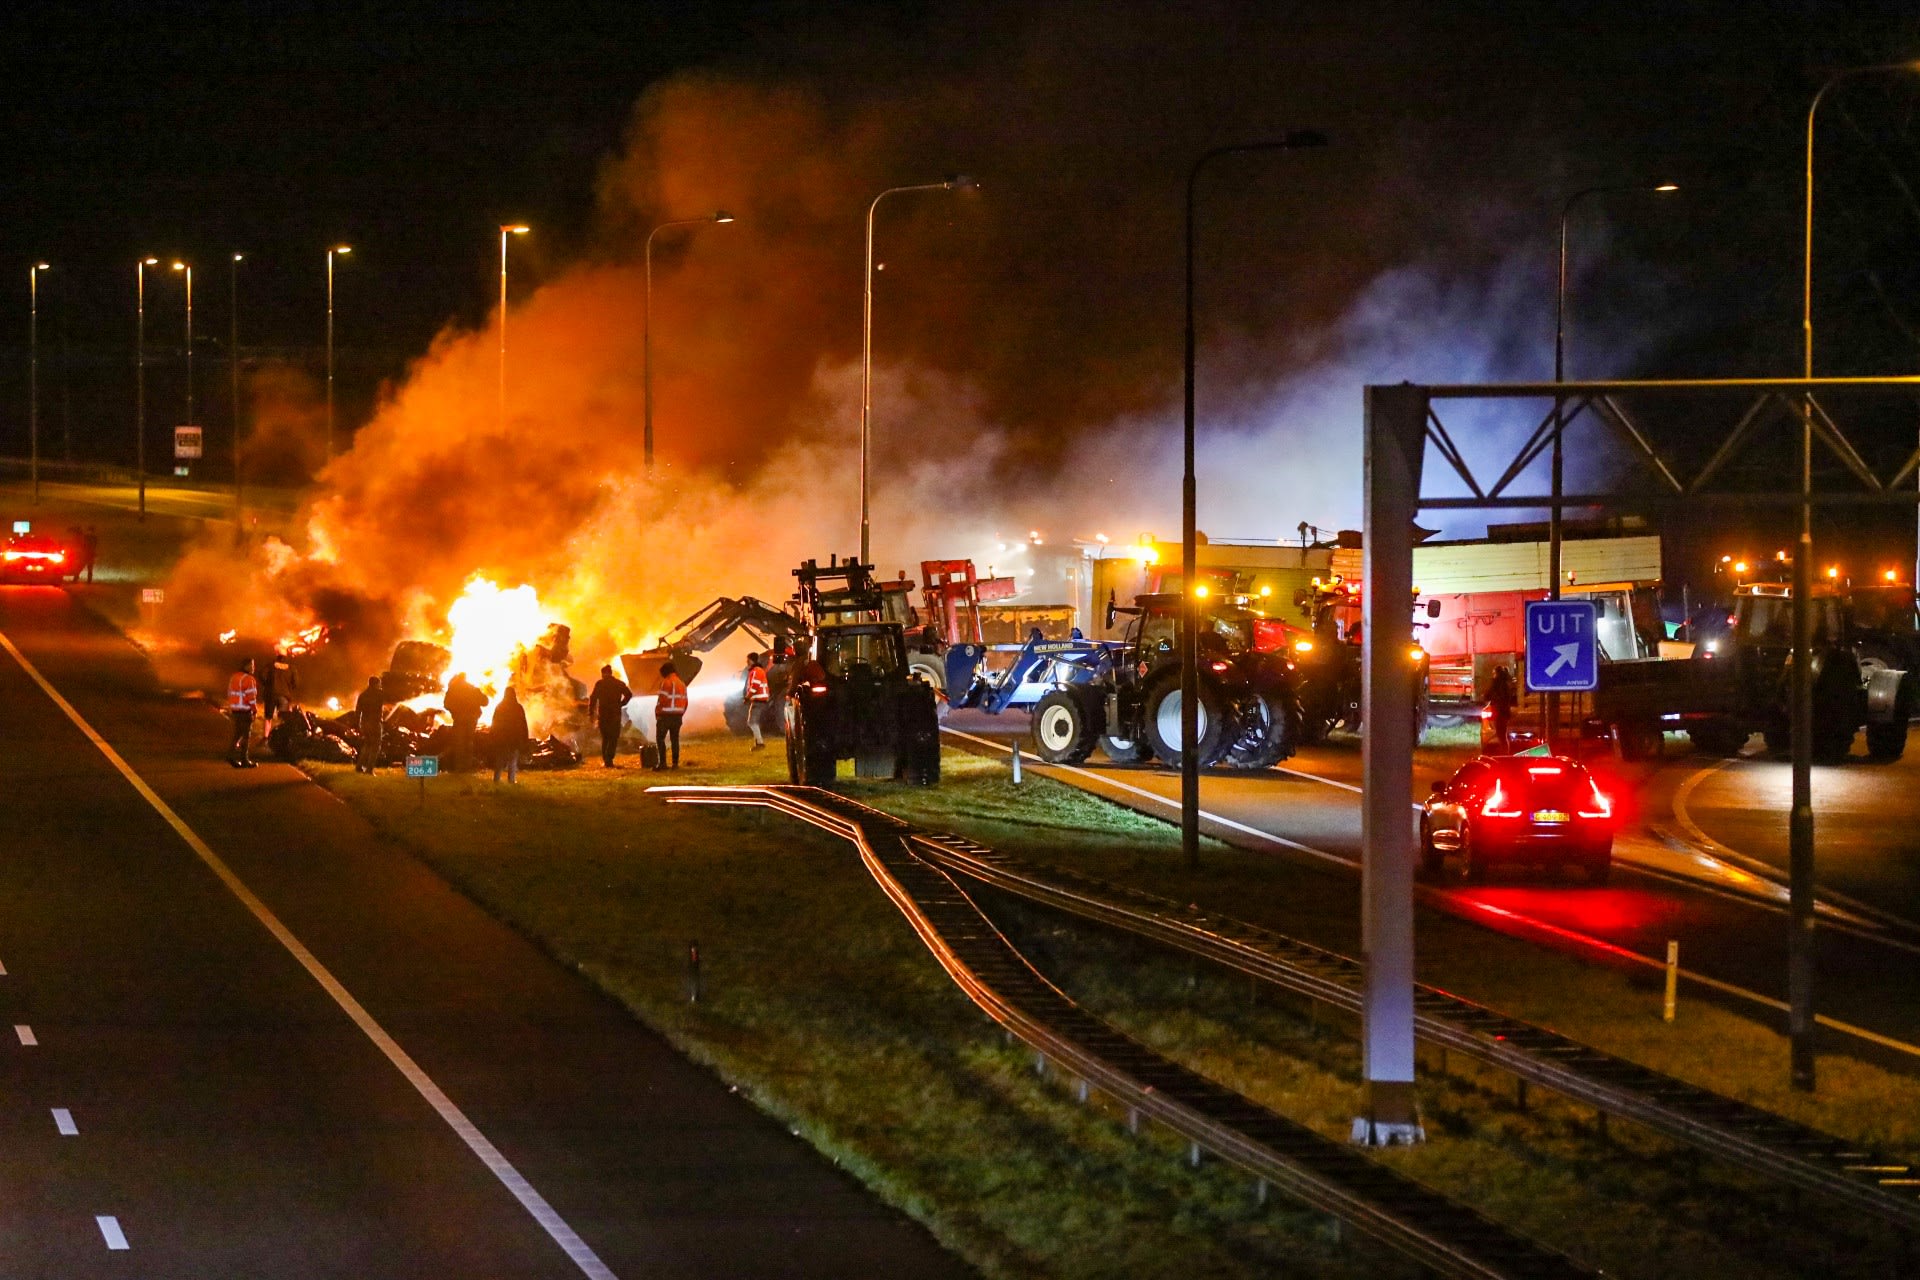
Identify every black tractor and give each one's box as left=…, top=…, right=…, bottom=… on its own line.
left=784, top=557, right=942, bottom=786
left=1028, top=592, right=1300, bottom=770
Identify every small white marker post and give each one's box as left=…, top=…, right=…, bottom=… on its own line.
left=96, top=1215, right=128, bottom=1250
left=14, top=1024, right=36, bottom=1046
left=52, top=1108, right=77, bottom=1135
left=1663, top=940, right=1680, bottom=1023
left=1010, top=740, right=1023, bottom=785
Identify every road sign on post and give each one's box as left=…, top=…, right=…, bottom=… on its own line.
left=174, top=425, right=203, bottom=459
left=1524, top=599, right=1599, bottom=692
left=405, top=755, right=440, bottom=778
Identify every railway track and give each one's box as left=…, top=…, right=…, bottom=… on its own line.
left=657, top=783, right=1597, bottom=1280
left=899, top=826, right=1920, bottom=1233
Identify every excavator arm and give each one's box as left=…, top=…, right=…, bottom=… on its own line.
left=621, top=596, right=811, bottom=695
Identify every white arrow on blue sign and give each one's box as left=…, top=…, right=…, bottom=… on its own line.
left=1523, top=599, right=1600, bottom=692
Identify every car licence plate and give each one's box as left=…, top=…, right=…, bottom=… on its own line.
left=1532, top=809, right=1570, bottom=824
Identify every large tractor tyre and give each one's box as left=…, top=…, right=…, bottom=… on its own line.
left=1143, top=672, right=1227, bottom=769
left=722, top=693, right=750, bottom=736
left=1813, top=650, right=1865, bottom=763
left=1100, top=732, right=1154, bottom=764
left=908, top=653, right=946, bottom=694
left=1227, top=690, right=1298, bottom=769
left=1867, top=719, right=1908, bottom=762
left=895, top=685, right=943, bottom=785
left=1616, top=721, right=1663, bottom=762
left=1689, top=718, right=1748, bottom=757
left=1293, top=679, right=1336, bottom=746
left=1032, top=689, right=1100, bottom=765
left=787, top=704, right=838, bottom=786
left=1413, top=683, right=1431, bottom=745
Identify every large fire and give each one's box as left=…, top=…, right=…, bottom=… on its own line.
left=444, top=577, right=552, bottom=692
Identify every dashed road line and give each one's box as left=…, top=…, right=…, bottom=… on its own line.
left=95, top=1216, right=128, bottom=1250
left=52, top=1108, right=77, bottom=1136
left=15, top=1024, right=36, bottom=1046
left=0, top=627, right=620, bottom=1280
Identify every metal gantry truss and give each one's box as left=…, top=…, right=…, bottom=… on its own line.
left=1356, top=377, right=1920, bottom=1137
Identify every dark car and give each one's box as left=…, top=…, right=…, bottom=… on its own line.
left=0, top=531, right=73, bottom=584
left=1420, top=754, right=1614, bottom=883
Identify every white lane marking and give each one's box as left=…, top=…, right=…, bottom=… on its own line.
left=52, top=1107, right=77, bottom=1135
left=940, top=727, right=1354, bottom=868
left=95, top=1215, right=128, bottom=1250
left=942, top=725, right=1920, bottom=1064
left=15, top=1024, right=36, bottom=1046
left=0, top=629, right=619, bottom=1280
left=1672, top=759, right=1920, bottom=937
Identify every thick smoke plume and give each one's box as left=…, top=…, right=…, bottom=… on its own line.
left=162, top=9, right=1661, bottom=697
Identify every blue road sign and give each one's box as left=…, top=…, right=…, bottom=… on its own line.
left=405, top=755, right=441, bottom=778
left=1524, top=599, right=1599, bottom=692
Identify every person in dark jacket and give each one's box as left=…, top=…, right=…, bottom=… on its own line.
left=355, top=676, right=384, bottom=773
left=490, top=687, right=530, bottom=784
left=261, top=650, right=297, bottom=727
left=587, top=664, right=632, bottom=767
left=1485, top=664, right=1517, bottom=755
left=443, top=673, right=488, bottom=770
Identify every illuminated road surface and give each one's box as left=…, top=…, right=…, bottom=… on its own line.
left=0, top=586, right=969, bottom=1279
left=943, top=710, right=1920, bottom=1062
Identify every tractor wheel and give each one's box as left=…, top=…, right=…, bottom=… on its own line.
left=899, top=685, right=943, bottom=785
left=1867, top=719, right=1908, bottom=762
left=1616, top=721, right=1662, bottom=761
left=1419, top=820, right=1445, bottom=878
left=908, top=653, right=946, bottom=693
left=1032, top=689, right=1099, bottom=765
left=1100, top=731, right=1154, bottom=764
left=1143, top=672, right=1226, bottom=769
left=788, top=704, right=837, bottom=786
left=1227, top=690, right=1298, bottom=768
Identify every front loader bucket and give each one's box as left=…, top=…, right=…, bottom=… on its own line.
left=621, top=649, right=705, bottom=697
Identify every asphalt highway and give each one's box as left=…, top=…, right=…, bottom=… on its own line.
left=943, top=710, right=1920, bottom=1068
left=0, top=585, right=970, bottom=1278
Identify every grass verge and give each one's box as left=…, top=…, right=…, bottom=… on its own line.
left=309, top=732, right=1920, bottom=1279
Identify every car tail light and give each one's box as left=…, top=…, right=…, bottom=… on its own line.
left=807, top=683, right=828, bottom=694
left=49, top=551, right=64, bottom=562
left=1577, top=783, right=1612, bottom=820
left=2, top=551, right=19, bottom=562
left=1482, top=784, right=1523, bottom=818
left=1208, top=659, right=1229, bottom=673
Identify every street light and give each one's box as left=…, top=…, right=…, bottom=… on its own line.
left=1548, top=180, right=1677, bottom=747
left=326, top=244, right=351, bottom=460
left=644, top=210, right=734, bottom=472
left=1792, top=60, right=1920, bottom=1093
left=231, top=253, right=244, bottom=528
left=498, top=224, right=529, bottom=426
left=172, top=261, right=194, bottom=445
left=136, top=257, right=158, bottom=521
left=860, top=176, right=975, bottom=563
left=29, top=263, right=49, bottom=504
left=1181, top=133, right=1327, bottom=871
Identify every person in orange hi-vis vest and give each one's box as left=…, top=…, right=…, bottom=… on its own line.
left=226, top=657, right=261, bottom=769
left=744, top=652, right=771, bottom=750
left=654, top=659, right=689, bottom=771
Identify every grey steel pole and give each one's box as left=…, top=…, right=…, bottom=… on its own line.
left=179, top=263, right=193, bottom=435
left=1356, top=383, right=1427, bottom=1146
left=137, top=258, right=154, bottom=521
left=1787, top=65, right=1918, bottom=1091
left=29, top=264, right=44, bottom=504
left=644, top=212, right=734, bottom=474
left=231, top=253, right=243, bottom=528
left=861, top=178, right=972, bottom=564
left=1181, top=134, right=1326, bottom=868
left=327, top=249, right=336, bottom=461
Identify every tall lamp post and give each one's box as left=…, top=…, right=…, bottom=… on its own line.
left=231, top=252, right=244, bottom=528
left=326, top=244, right=351, bottom=460
left=136, top=257, right=158, bottom=521
left=1549, top=181, right=1677, bottom=748
left=172, top=262, right=194, bottom=450
left=29, top=262, right=49, bottom=503
left=498, top=224, right=529, bottom=427
left=644, top=210, right=735, bottom=473
left=1181, top=134, right=1326, bottom=871
left=1792, top=60, right=1920, bottom=1093
left=860, top=176, right=976, bottom=563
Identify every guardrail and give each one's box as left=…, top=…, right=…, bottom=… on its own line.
left=655, top=783, right=1597, bottom=1280
left=902, top=828, right=1920, bottom=1232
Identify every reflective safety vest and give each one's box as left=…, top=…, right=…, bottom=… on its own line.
left=746, top=666, right=770, bottom=703
left=657, top=675, right=689, bottom=716
left=227, top=672, right=259, bottom=713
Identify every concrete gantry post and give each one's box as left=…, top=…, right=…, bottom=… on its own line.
left=1354, top=382, right=1426, bottom=1146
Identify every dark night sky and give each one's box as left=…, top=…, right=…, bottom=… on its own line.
left=0, top=0, right=1916, bottom=578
